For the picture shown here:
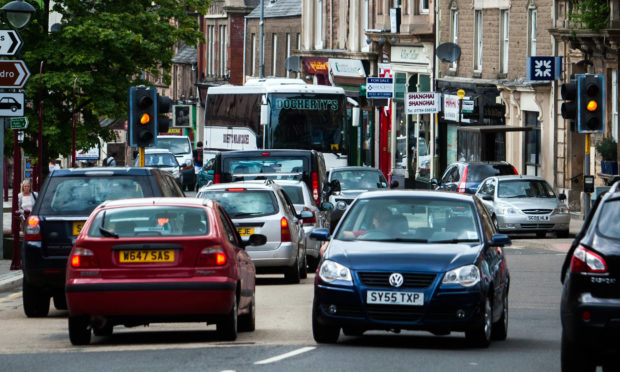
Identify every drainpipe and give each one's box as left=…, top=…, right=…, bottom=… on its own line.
left=243, top=16, right=247, bottom=83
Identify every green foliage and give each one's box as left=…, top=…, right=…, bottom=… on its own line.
left=4, top=0, right=209, bottom=162
left=568, top=0, right=610, bottom=31
left=595, top=136, right=618, bottom=161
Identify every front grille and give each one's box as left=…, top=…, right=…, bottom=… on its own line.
left=522, top=209, right=553, bottom=215
left=366, top=304, right=424, bottom=322
left=358, top=272, right=436, bottom=289
left=520, top=224, right=554, bottom=229
left=321, top=304, right=364, bottom=318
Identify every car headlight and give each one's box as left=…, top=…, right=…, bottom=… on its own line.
left=497, top=205, right=521, bottom=215
left=319, top=260, right=352, bottom=284
left=442, top=265, right=481, bottom=287
left=555, top=205, right=568, bottom=214
left=336, top=201, right=348, bottom=210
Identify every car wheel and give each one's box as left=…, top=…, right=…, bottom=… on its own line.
left=23, top=279, right=50, bottom=318
left=307, top=256, right=319, bottom=273
left=536, top=232, right=546, bottom=238
left=53, top=292, right=68, bottom=310
left=491, top=292, right=508, bottom=341
left=465, top=297, right=492, bottom=348
left=217, top=295, right=238, bottom=341
left=238, top=295, right=256, bottom=332
left=300, top=248, right=308, bottom=280
left=557, top=230, right=570, bottom=238
left=284, top=254, right=301, bottom=284
left=312, top=299, right=340, bottom=343
left=561, top=330, right=595, bottom=372
left=68, top=316, right=91, bottom=345
left=93, top=323, right=113, bottom=337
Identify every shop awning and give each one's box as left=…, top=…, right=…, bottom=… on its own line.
left=456, top=125, right=532, bottom=133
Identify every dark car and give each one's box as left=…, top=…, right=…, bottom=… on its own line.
left=65, top=198, right=264, bottom=345
left=310, top=190, right=510, bottom=347
left=21, top=167, right=185, bottom=318
left=560, top=181, right=620, bottom=371
left=432, top=161, right=518, bottom=194
left=211, top=149, right=329, bottom=206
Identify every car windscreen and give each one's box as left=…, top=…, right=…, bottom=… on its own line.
left=331, top=170, right=388, bottom=190
left=38, top=177, right=149, bottom=216
left=597, top=199, right=620, bottom=239
left=281, top=185, right=304, bottom=204
left=223, top=156, right=308, bottom=182
left=497, top=180, right=556, bottom=198
left=334, top=197, right=480, bottom=243
left=136, top=153, right=179, bottom=167
left=88, top=206, right=209, bottom=237
left=466, top=164, right=515, bottom=183
left=155, top=137, right=191, bottom=155
left=200, top=189, right=278, bottom=218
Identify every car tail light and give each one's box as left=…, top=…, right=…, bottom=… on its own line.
left=302, top=207, right=316, bottom=226
left=570, top=245, right=608, bottom=274
left=70, top=247, right=99, bottom=268
left=196, top=246, right=227, bottom=266
left=261, top=152, right=271, bottom=156
left=226, top=188, right=246, bottom=192
left=24, top=215, right=42, bottom=241
left=511, top=165, right=519, bottom=175
left=457, top=167, right=468, bottom=193
left=214, top=173, right=221, bottom=184
left=312, top=172, right=320, bottom=205
left=281, top=217, right=291, bottom=242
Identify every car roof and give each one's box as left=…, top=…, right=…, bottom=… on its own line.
left=271, top=179, right=307, bottom=187
left=144, top=148, right=175, bottom=154
left=48, top=167, right=159, bottom=177
left=100, top=197, right=213, bottom=209
left=221, top=149, right=317, bottom=156
left=157, top=135, right=190, bottom=139
left=453, top=161, right=512, bottom=166
left=356, top=189, right=476, bottom=202
left=330, top=166, right=381, bottom=172
left=202, top=180, right=283, bottom=191
left=493, top=175, right=546, bottom=182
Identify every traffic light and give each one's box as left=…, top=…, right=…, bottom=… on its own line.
left=577, top=74, right=605, bottom=133
left=157, top=95, right=173, bottom=133
left=129, top=86, right=157, bottom=147
left=560, top=79, right=577, bottom=121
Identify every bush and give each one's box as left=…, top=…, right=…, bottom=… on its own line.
left=596, top=136, right=618, bottom=161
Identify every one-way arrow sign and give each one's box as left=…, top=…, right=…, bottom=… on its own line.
left=0, top=30, right=23, bottom=56
left=0, top=60, right=30, bottom=88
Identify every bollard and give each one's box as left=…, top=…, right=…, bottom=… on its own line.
left=10, top=209, right=26, bottom=270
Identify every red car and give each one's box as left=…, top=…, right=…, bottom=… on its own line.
left=65, top=198, right=264, bottom=345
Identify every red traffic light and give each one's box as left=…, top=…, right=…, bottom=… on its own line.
left=137, top=95, right=153, bottom=108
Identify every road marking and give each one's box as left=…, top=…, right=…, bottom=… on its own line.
left=254, top=346, right=316, bottom=365
left=0, top=292, right=21, bottom=302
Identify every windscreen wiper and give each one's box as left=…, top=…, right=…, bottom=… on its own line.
left=429, top=238, right=479, bottom=243
left=99, top=227, right=119, bottom=238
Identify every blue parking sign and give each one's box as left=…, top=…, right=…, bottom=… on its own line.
left=526, top=57, right=562, bottom=81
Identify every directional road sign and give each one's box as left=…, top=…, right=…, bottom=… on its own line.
left=10, top=117, right=28, bottom=129
left=366, top=77, right=393, bottom=98
left=0, top=60, right=30, bottom=88
left=0, top=92, right=25, bottom=117
left=0, top=30, right=23, bottom=56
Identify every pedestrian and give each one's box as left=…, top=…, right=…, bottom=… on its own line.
left=103, top=152, right=117, bottom=167
left=193, top=141, right=204, bottom=167
left=54, top=159, right=62, bottom=169
left=18, top=179, right=38, bottom=225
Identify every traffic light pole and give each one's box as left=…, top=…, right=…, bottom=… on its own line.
left=584, top=134, right=591, bottom=218
left=139, top=147, right=145, bottom=167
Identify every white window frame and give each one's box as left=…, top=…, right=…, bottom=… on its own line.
left=251, top=33, right=256, bottom=76
left=272, top=33, right=278, bottom=76
left=286, top=33, right=291, bottom=78
left=208, top=25, right=215, bottom=76
left=474, top=10, right=483, bottom=72
left=450, top=9, right=458, bottom=70
left=316, top=0, right=323, bottom=49
left=219, top=25, right=227, bottom=77
left=528, top=8, right=537, bottom=57
left=362, top=0, right=370, bottom=52
left=500, top=10, right=509, bottom=74
left=420, top=0, right=429, bottom=14
left=612, top=69, right=618, bottom=142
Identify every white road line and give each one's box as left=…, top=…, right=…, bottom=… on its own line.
left=0, top=292, right=21, bottom=302
left=254, top=346, right=316, bottom=365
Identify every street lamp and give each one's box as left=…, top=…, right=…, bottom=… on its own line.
left=1, top=0, right=36, bottom=29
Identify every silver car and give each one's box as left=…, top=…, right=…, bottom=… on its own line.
left=476, top=175, right=570, bottom=238
left=137, top=149, right=182, bottom=186
left=197, top=180, right=312, bottom=283
left=274, top=179, right=328, bottom=272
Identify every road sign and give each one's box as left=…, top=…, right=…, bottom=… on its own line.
left=0, top=30, right=23, bottom=56
left=526, top=56, right=562, bottom=81
left=9, top=116, right=28, bottom=129
left=0, top=92, right=24, bottom=117
left=462, top=100, right=475, bottom=113
left=366, top=77, right=393, bottom=98
left=0, top=60, right=30, bottom=88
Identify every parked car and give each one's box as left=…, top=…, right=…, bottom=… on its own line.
left=274, top=179, right=330, bottom=272
left=560, top=181, right=620, bottom=371
left=476, top=175, right=570, bottom=238
left=324, top=166, right=395, bottom=232
left=197, top=180, right=313, bottom=283
left=432, top=161, right=518, bottom=194
left=135, top=148, right=182, bottom=186
left=21, top=167, right=184, bottom=318
left=310, top=190, right=510, bottom=347
left=154, top=135, right=196, bottom=191
left=65, top=197, right=265, bottom=345
left=209, top=149, right=329, bottom=206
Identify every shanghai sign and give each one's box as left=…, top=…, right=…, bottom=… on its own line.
left=406, top=92, right=441, bottom=114
left=0, top=60, right=30, bottom=88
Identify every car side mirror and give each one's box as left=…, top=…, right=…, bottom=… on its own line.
left=482, top=194, right=494, bottom=201
left=430, top=178, right=439, bottom=188
left=390, top=180, right=399, bottom=189
left=310, top=228, right=330, bottom=241
left=299, top=210, right=314, bottom=220
left=245, top=234, right=267, bottom=247
left=319, top=202, right=334, bottom=211
left=558, top=193, right=567, bottom=201
left=491, top=233, right=511, bottom=247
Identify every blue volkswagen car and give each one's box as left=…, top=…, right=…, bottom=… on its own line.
left=310, top=190, right=510, bottom=347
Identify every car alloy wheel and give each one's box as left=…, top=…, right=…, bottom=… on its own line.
left=68, top=316, right=92, bottom=346
left=492, top=292, right=508, bottom=340
left=217, top=295, right=238, bottom=341
left=285, top=254, right=301, bottom=284
left=238, top=295, right=256, bottom=332
left=465, top=297, right=492, bottom=348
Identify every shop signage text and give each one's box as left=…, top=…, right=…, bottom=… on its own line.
left=406, top=92, right=442, bottom=114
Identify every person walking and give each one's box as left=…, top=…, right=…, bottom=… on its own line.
left=104, top=152, right=117, bottom=166
left=18, top=179, right=38, bottom=226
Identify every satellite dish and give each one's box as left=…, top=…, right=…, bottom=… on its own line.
left=436, top=42, right=461, bottom=63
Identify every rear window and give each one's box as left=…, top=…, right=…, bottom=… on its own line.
left=223, top=156, right=308, bottom=182
left=88, top=206, right=208, bottom=237
left=135, top=153, right=179, bottom=167
left=281, top=185, right=304, bottom=204
left=466, top=164, right=515, bottom=183
left=38, top=177, right=149, bottom=216
left=156, top=137, right=191, bottom=155
left=597, top=199, right=620, bottom=239
left=331, top=170, right=387, bottom=190
left=200, top=189, right=278, bottom=218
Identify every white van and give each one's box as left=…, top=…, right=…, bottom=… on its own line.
left=155, top=135, right=197, bottom=190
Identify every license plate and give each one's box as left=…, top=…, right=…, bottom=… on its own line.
left=367, top=290, right=424, bottom=306
left=119, top=250, right=175, bottom=263
left=527, top=215, right=549, bottom=221
left=72, top=221, right=85, bottom=236
left=237, top=227, right=255, bottom=236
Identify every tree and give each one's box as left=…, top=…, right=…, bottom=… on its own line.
left=7, top=0, right=208, bottom=169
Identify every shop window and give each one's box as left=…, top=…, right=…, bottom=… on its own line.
left=524, top=111, right=541, bottom=176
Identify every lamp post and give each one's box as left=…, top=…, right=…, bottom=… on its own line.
left=0, top=0, right=35, bottom=270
